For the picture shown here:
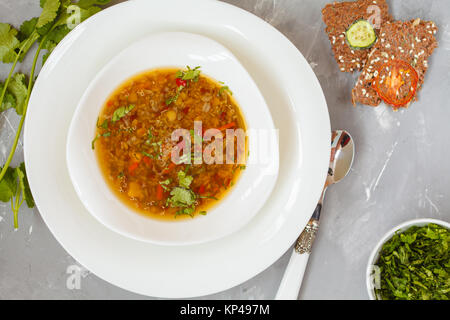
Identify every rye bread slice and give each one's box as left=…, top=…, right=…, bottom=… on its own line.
left=322, top=0, right=392, bottom=73
left=351, top=19, right=438, bottom=108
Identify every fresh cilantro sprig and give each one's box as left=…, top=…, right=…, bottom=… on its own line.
left=0, top=0, right=112, bottom=228
left=0, top=163, right=34, bottom=228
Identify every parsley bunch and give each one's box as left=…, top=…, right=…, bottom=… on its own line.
left=374, top=223, right=449, bottom=300
left=0, top=0, right=111, bottom=228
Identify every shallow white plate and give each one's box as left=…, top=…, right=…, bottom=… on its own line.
left=24, top=0, right=330, bottom=298
left=66, top=32, right=279, bottom=245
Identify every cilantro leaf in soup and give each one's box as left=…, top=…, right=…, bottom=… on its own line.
left=159, top=179, right=171, bottom=191
left=165, top=93, right=179, bottom=106
left=218, top=84, right=233, bottom=96
left=97, top=118, right=108, bottom=130
left=160, top=179, right=171, bottom=185
left=167, top=187, right=196, bottom=208
left=112, top=104, right=135, bottom=122
left=175, top=206, right=195, bottom=218
left=177, top=66, right=201, bottom=82
left=91, top=131, right=111, bottom=149
left=91, top=135, right=100, bottom=149
left=141, top=151, right=153, bottom=159
left=177, top=170, right=193, bottom=189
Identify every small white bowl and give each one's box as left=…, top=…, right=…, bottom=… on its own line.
left=66, top=32, right=279, bottom=245
left=366, top=218, right=450, bottom=300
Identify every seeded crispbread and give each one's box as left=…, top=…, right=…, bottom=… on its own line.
left=351, top=19, right=438, bottom=107
left=322, top=0, right=392, bottom=73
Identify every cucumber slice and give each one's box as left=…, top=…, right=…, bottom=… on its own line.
left=345, top=20, right=377, bottom=49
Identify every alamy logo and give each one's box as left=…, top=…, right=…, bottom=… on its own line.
left=66, top=5, right=81, bottom=30
left=66, top=264, right=88, bottom=290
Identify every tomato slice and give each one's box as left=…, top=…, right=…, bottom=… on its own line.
left=373, top=60, right=419, bottom=109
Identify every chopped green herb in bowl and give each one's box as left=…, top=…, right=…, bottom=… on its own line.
left=367, top=219, right=450, bottom=300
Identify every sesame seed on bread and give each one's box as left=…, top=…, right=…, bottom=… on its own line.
left=322, top=0, right=392, bottom=73
left=351, top=19, right=438, bottom=108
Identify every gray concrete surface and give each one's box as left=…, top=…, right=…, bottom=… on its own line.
left=1, top=0, right=449, bottom=299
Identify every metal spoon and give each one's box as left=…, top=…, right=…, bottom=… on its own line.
left=275, top=130, right=355, bottom=300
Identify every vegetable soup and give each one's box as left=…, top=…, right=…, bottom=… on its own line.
left=93, top=67, right=247, bottom=220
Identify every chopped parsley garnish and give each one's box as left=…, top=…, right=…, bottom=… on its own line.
left=167, top=187, right=196, bottom=208
left=141, top=151, right=153, bottom=158
left=112, top=104, right=135, bottom=122
left=142, top=140, right=162, bottom=159
left=165, top=170, right=198, bottom=217
left=91, top=131, right=111, bottom=149
left=176, top=66, right=201, bottom=82
left=218, top=82, right=233, bottom=96
left=165, top=92, right=180, bottom=106
left=198, top=195, right=218, bottom=200
left=97, top=118, right=108, bottom=129
left=177, top=171, right=193, bottom=189
left=374, top=223, right=449, bottom=300
left=159, top=178, right=171, bottom=191
left=175, top=206, right=195, bottom=218
left=166, top=66, right=201, bottom=105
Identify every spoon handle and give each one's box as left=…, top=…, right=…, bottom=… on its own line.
left=274, top=247, right=310, bottom=299
left=275, top=214, right=320, bottom=300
